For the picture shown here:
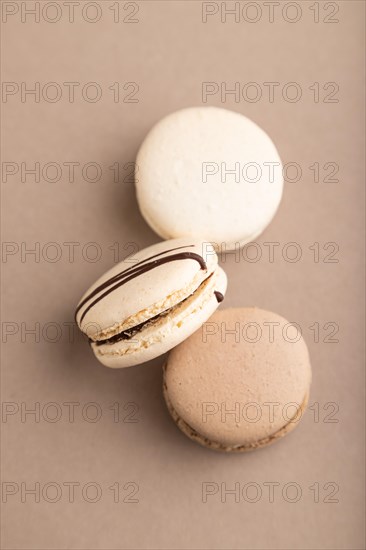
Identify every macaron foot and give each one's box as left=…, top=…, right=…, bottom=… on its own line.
left=163, top=375, right=309, bottom=453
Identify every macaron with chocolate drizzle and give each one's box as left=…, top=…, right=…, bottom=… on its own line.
left=75, top=238, right=227, bottom=368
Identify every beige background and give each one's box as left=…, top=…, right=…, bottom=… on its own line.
left=1, top=1, right=365, bottom=549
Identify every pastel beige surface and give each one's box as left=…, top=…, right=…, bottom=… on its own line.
left=164, top=307, right=312, bottom=451
left=75, top=238, right=227, bottom=368
left=2, top=2, right=364, bottom=549
left=136, top=107, right=284, bottom=250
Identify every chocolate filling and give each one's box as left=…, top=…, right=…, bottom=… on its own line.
left=214, top=291, right=224, bottom=303
left=93, top=309, right=171, bottom=346
left=93, top=273, right=221, bottom=347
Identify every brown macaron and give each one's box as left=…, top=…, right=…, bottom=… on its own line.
left=163, top=307, right=312, bottom=452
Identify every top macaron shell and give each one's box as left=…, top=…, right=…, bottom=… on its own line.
left=164, top=308, right=311, bottom=448
left=75, top=238, right=218, bottom=341
left=136, top=107, right=283, bottom=249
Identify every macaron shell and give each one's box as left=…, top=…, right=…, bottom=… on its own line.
left=136, top=107, right=283, bottom=250
left=76, top=238, right=218, bottom=338
left=164, top=307, right=311, bottom=448
left=91, top=267, right=227, bottom=368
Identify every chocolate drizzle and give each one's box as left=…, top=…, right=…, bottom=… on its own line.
left=214, top=291, right=224, bottom=303
left=76, top=244, right=207, bottom=326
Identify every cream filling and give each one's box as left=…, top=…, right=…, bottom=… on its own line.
left=91, top=267, right=214, bottom=342
left=93, top=269, right=220, bottom=357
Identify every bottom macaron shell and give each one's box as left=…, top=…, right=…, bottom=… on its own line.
left=90, top=267, right=227, bottom=368
left=138, top=200, right=266, bottom=251
left=163, top=377, right=309, bottom=453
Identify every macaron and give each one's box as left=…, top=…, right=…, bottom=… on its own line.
left=135, top=107, right=283, bottom=250
left=75, top=238, right=227, bottom=368
left=163, top=307, right=311, bottom=452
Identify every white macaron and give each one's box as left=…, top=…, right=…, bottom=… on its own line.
left=135, top=107, right=283, bottom=250
left=75, top=239, right=227, bottom=368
